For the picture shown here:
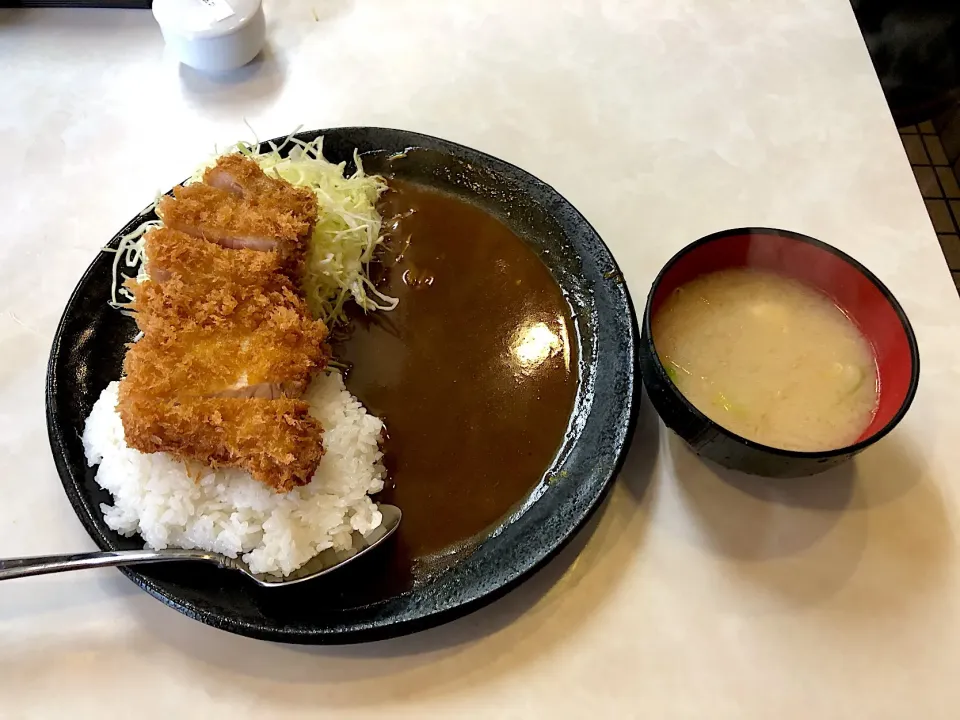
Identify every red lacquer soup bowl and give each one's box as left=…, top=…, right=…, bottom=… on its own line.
left=638, top=228, right=920, bottom=477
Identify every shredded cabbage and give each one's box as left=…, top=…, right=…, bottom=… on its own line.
left=105, top=218, right=158, bottom=309
left=110, top=132, right=395, bottom=327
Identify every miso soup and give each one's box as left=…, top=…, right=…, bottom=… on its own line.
left=652, top=268, right=878, bottom=451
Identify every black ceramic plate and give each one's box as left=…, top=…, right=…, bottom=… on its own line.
left=46, top=128, right=638, bottom=643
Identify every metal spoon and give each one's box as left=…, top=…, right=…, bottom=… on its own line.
left=0, top=504, right=401, bottom=587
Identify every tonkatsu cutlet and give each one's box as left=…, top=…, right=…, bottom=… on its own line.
left=118, top=393, right=324, bottom=493
left=118, top=156, right=329, bottom=491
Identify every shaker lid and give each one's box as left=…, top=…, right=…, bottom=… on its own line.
left=152, top=0, right=262, bottom=40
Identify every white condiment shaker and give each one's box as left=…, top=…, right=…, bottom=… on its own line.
left=152, top=0, right=266, bottom=74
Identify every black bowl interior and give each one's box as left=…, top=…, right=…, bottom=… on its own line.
left=46, top=127, right=639, bottom=643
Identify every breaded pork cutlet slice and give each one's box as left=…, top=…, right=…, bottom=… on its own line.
left=130, top=275, right=319, bottom=345
left=204, top=154, right=317, bottom=220
left=130, top=228, right=324, bottom=343
left=143, top=227, right=286, bottom=285
left=157, top=184, right=310, bottom=254
left=123, top=302, right=329, bottom=400
left=156, top=155, right=317, bottom=271
left=118, top=392, right=324, bottom=492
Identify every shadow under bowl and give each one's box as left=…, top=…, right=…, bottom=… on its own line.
left=638, top=227, right=920, bottom=478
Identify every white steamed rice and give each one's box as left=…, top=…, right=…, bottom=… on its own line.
left=81, top=372, right=386, bottom=576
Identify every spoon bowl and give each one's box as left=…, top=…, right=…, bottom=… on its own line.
left=0, top=504, right=401, bottom=587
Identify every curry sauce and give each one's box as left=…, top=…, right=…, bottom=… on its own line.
left=332, top=181, right=577, bottom=574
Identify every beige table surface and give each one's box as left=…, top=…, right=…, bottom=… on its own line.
left=1, top=1, right=958, bottom=717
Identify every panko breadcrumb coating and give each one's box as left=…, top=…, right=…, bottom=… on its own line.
left=144, top=227, right=286, bottom=285
left=156, top=156, right=316, bottom=277
left=118, top=157, right=328, bottom=491
left=118, top=393, right=325, bottom=493
left=205, top=153, right=318, bottom=221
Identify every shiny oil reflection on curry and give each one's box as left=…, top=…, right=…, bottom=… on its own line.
left=332, top=180, right=577, bottom=581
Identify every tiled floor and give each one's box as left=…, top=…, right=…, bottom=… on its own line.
left=899, top=119, right=960, bottom=292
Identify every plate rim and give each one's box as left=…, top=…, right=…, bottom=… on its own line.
left=45, top=126, right=640, bottom=643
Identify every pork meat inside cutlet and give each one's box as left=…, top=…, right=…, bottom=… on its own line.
left=118, top=393, right=324, bottom=493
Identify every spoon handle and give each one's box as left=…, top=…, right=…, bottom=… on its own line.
left=0, top=548, right=227, bottom=581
